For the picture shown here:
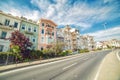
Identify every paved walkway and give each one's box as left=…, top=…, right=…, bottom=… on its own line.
left=97, top=49, right=120, bottom=80
left=0, top=53, right=83, bottom=72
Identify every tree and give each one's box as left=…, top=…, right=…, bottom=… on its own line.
left=51, top=41, right=65, bottom=56
left=9, top=31, right=32, bottom=59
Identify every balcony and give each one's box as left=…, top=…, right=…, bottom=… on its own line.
left=45, top=32, right=51, bottom=35
left=24, top=31, right=34, bottom=35
left=0, top=23, right=14, bottom=30
left=45, top=25, right=53, bottom=31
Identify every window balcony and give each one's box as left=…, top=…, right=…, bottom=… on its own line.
left=45, top=25, right=53, bottom=31
left=24, top=31, right=34, bottom=35
left=0, top=23, right=14, bottom=30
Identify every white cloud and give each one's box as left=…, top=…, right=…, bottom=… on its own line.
left=86, top=26, right=120, bottom=41
left=0, top=0, right=119, bottom=31
left=0, top=1, right=41, bottom=21
left=30, top=0, right=117, bottom=30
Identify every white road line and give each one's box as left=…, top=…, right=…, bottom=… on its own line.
left=63, top=63, right=77, bottom=70
left=94, top=56, right=106, bottom=80
left=116, top=51, right=120, bottom=61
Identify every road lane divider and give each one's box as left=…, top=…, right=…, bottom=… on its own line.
left=62, top=63, right=77, bottom=70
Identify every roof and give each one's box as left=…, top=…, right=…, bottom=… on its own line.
left=39, top=18, right=57, bottom=26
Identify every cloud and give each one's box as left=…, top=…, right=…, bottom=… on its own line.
left=86, top=26, right=120, bottom=41
left=0, top=1, right=41, bottom=21
left=0, top=0, right=119, bottom=31
left=30, top=0, right=119, bottom=30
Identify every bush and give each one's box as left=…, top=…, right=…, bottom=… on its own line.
left=79, top=49, right=89, bottom=53
left=60, top=50, right=72, bottom=56
left=0, top=52, right=22, bottom=64
left=97, top=48, right=102, bottom=50
left=30, top=50, right=43, bottom=60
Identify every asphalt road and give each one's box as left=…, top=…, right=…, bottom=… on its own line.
left=0, top=50, right=111, bottom=80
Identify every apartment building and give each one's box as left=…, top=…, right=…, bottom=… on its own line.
left=38, top=19, right=57, bottom=50
left=62, top=25, right=72, bottom=50
left=86, top=35, right=95, bottom=50
left=0, top=11, right=21, bottom=52
left=79, top=35, right=88, bottom=49
left=20, top=17, right=39, bottom=50
left=60, top=25, right=80, bottom=51
left=56, top=28, right=64, bottom=43
left=108, top=39, right=120, bottom=48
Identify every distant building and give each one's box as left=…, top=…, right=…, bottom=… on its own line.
left=37, top=19, right=57, bottom=50
left=79, top=35, right=88, bottom=49
left=0, top=11, right=21, bottom=52
left=59, top=25, right=80, bottom=51
left=56, top=28, right=64, bottom=43
left=108, top=39, right=120, bottom=48
left=20, top=17, right=39, bottom=50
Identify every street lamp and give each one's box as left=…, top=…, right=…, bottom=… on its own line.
left=102, top=23, right=113, bottom=51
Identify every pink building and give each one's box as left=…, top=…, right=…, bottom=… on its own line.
left=38, top=19, right=57, bottom=50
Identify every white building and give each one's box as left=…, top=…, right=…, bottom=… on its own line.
left=0, top=11, right=21, bottom=52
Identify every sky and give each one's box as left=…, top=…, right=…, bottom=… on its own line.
left=0, top=0, right=120, bottom=41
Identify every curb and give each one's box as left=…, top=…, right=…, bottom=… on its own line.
left=0, top=50, right=108, bottom=73
left=0, top=53, right=82, bottom=73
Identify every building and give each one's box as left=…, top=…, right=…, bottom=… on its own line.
left=108, top=39, right=120, bottom=48
left=79, top=35, right=88, bottom=49
left=86, top=35, right=95, bottom=50
left=20, top=17, right=39, bottom=50
left=37, top=19, right=57, bottom=50
left=59, top=25, right=80, bottom=51
left=56, top=28, right=64, bottom=43
left=0, top=11, right=21, bottom=52
left=61, top=25, right=72, bottom=50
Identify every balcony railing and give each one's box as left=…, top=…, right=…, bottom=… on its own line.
left=24, top=31, right=34, bottom=35
left=0, top=23, right=14, bottom=30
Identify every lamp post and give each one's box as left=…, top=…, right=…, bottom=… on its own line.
left=102, top=23, right=113, bottom=51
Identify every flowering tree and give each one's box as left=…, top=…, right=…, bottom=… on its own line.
left=9, top=31, right=32, bottom=59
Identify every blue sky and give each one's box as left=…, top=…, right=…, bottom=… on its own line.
left=0, top=0, right=120, bottom=41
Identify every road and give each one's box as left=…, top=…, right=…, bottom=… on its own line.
left=0, top=50, right=111, bottom=80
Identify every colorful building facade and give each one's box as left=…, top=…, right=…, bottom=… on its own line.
left=20, top=17, right=39, bottom=50
left=38, top=19, right=57, bottom=50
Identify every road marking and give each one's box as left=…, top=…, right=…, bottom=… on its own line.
left=63, top=63, right=77, bottom=70
left=94, top=56, right=106, bottom=80
left=116, top=51, right=120, bottom=61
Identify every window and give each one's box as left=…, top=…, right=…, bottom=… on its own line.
left=41, top=29, right=44, bottom=34
left=4, top=19, right=10, bottom=26
left=0, top=31, right=7, bottom=39
left=42, top=23, right=44, bottom=26
left=34, top=27, right=37, bottom=32
left=0, top=45, right=4, bottom=52
left=41, top=37, right=44, bottom=43
left=41, top=47, right=43, bottom=50
left=28, top=27, right=31, bottom=32
left=52, top=32, right=54, bottom=36
left=22, top=24, right=25, bottom=30
left=14, top=22, right=18, bottom=28
left=33, top=38, right=36, bottom=42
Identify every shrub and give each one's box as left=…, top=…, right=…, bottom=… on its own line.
left=79, top=49, right=89, bottom=53
left=0, top=52, right=22, bottom=64
left=30, top=50, right=43, bottom=60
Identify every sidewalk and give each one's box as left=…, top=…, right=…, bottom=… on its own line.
left=97, top=49, right=120, bottom=80
left=0, top=53, right=82, bottom=72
